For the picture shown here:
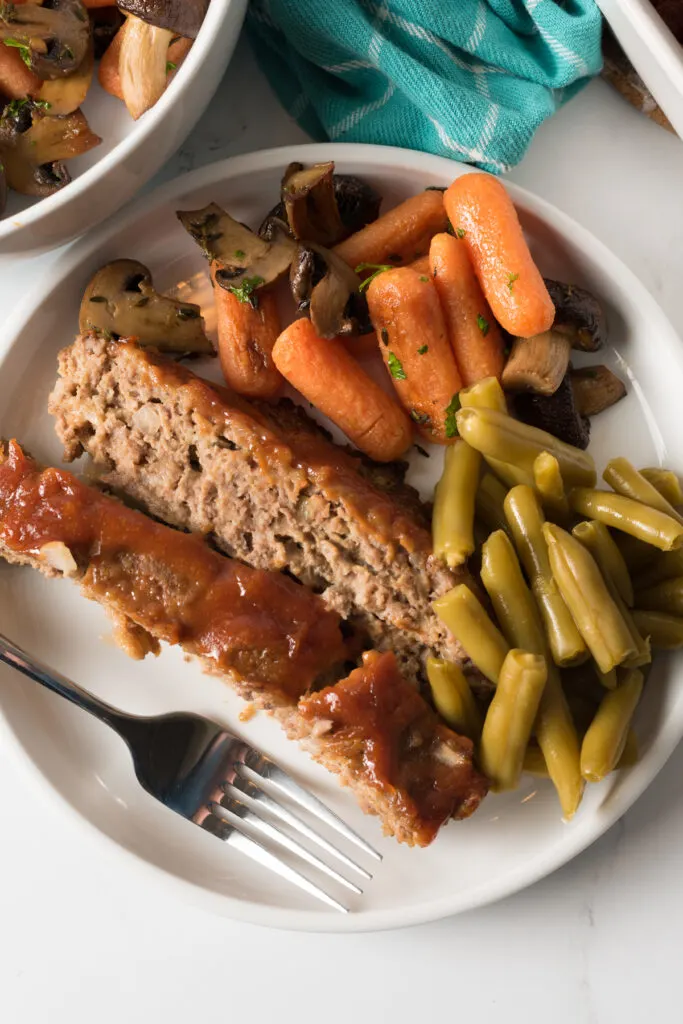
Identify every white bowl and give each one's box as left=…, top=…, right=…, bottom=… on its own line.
left=599, top=0, right=683, bottom=139
left=1, top=144, right=683, bottom=933
left=0, top=0, right=247, bottom=256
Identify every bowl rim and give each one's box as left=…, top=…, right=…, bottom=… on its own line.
left=0, top=0, right=238, bottom=242
left=2, top=142, right=683, bottom=933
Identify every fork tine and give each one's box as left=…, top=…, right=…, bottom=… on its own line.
left=242, top=757, right=383, bottom=862
left=218, top=786, right=363, bottom=896
left=205, top=806, right=350, bottom=913
left=231, top=770, right=372, bottom=880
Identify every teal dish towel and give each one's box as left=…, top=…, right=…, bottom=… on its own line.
left=247, top=0, right=603, bottom=173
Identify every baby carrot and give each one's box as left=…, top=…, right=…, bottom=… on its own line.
left=366, top=267, right=463, bottom=445
left=272, top=318, right=413, bottom=462
left=334, top=190, right=448, bottom=270
left=0, top=42, right=41, bottom=99
left=343, top=256, right=429, bottom=360
left=429, top=232, right=505, bottom=386
left=98, top=26, right=124, bottom=101
left=212, top=264, right=283, bottom=400
left=444, top=173, right=555, bottom=338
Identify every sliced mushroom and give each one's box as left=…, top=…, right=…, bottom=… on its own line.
left=0, top=161, right=6, bottom=217
left=260, top=168, right=381, bottom=245
left=570, top=365, right=627, bottom=417
left=79, top=259, right=214, bottom=354
left=0, top=101, right=101, bottom=196
left=0, top=0, right=90, bottom=79
left=514, top=375, right=591, bottom=450
left=177, top=202, right=297, bottom=299
left=502, top=330, right=572, bottom=396
left=91, top=5, right=124, bottom=60
left=38, top=36, right=94, bottom=115
left=333, top=174, right=382, bottom=235
left=544, top=279, right=607, bottom=352
left=117, top=0, right=208, bottom=40
left=119, top=14, right=174, bottom=120
left=290, top=242, right=363, bottom=338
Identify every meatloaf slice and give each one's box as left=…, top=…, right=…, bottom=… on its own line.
left=296, top=650, right=488, bottom=846
left=0, top=441, right=488, bottom=843
left=49, top=334, right=469, bottom=684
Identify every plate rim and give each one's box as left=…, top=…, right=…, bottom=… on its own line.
left=1, top=141, right=683, bottom=933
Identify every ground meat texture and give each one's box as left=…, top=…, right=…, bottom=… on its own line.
left=297, top=650, right=488, bottom=846
left=49, top=334, right=471, bottom=685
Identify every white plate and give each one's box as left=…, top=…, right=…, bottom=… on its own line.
left=0, top=0, right=246, bottom=256
left=1, top=143, right=682, bottom=933
left=599, top=0, right=683, bottom=140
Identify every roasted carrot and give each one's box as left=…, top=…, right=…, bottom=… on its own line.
left=429, top=232, right=505, bottom=386
left=410, top=254, right=431, bottom=276
left=334, top=190, right=448, bottom=270
left=367, top=267, right=463, bottom=445
left=272, top=318, right=413, bottom=462
left=98, top=26, right=124, bottom=100
left=212, top=265, right=283, bottom=400
left=344, top=255, right=431, bottom=360
left=0, top=43, right=41, bottom=99
left=444, top=173, right=554, bottom=338
left=167, top=35, right=192, bottom=76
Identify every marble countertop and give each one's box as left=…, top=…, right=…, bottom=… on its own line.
left=2, top=35, right=683, bottom=1024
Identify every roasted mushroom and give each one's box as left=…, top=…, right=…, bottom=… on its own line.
left=260, top=166, right=381, bottom=246
left=290, top=242, right=363, bottom=338
left=0, top=0, right=91, bottom=79
left=177, top=202, right=296, bottom=300
left=502, top=330, right=573, bottom=395
left=118, top=13, right=174, bottom=120
left=0, top=99, right=101, bottom=197
left=544, top=279, right=607, bottom=351
left=0, top=160, right=7, bottom=217
left=37, top=37, right=94, bottom=115
left=117, top=0, right=209, bottom=40
left=570, top=365, right=627, bottom=417
left=514, top=375, right=591, bottom=450
left=91, top=5, right=124, bottom=60
left=79, top=259, right=214, bottom=354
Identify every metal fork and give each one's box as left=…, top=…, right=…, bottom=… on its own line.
left=0, top=633, right=381, bottom=913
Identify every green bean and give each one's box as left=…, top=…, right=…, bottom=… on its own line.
left=569, top=488, right=683, bottom=551
left=615, top=533, right=655, bottom=574
left=504, top=486, right=587, bottom=666
left=603, top=457, right=683, bottom=526
left=456, top=406, right=597, bottom=488
left=572, top=520, right=634, bottom=606
left=580, top=669, right=644, bottom=782
left=533, top=451, right=570, bottom=523
left=523, top=746, right=549, bottom=776
left=432, top=584, right=509, bottom=684
left=475, top=472, right=509, bottom=535
left=640, top=468, right=683, bottom=508
left=479, top=527, right=583, bottom=815
left=543, top=523, right=637, bottom=673
left=619, top=728, right=639, bottom=768
left=426, top=657, right=482, bottom=739
left=636, top=576, right=683, bottom=616
left=459, top=376, right=507, bottom=413
left=479, top=650, right=548, bottom=791
left=594, top=664, right=617, bottom=690
left=432, top=440, right=480, bottom=568
left=488, top=458, right=535, bottom=490
left=632, top=608, right=683, bottom=650
left=633, top=549, right=683, bottom=590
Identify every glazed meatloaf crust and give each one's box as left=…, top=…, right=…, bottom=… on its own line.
left=0, top=441, right=487, bottom=844
left=49, top=334, right=470, bottom=685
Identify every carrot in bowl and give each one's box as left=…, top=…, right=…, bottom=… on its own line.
left=212, top=264, right=283, bottom=400
left=334, top=189, right=448, bottom=270
left=98, top=25, right=124, bottom=100
left=429, top=232, right=505, bottom=387
left=366, top=267, right=463, bottom=445
left=0, top=43, right=41, bottom=99
left=272, top=318, right=413, bottom=462
left=444, top=173, right=554, bottom=339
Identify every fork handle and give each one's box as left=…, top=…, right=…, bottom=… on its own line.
left=0, top=631, right=132, bottom=729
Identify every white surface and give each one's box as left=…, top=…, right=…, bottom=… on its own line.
left=4, top=142, right=683, bottom=933
left=0, top=0, right=247, bottom=256
left=599, top=0, right=683, bottom=138
left=1, top=33, right=683, bottom=1021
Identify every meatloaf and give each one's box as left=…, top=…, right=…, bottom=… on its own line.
left=49, top=334, right=470, bottom=685
left=0, top=441, right=487, bottom=843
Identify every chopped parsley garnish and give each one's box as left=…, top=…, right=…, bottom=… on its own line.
left=419, top=275, right=429, bottom=283
left=234, top=249, right=246, bottom=259
left=228, top=275, right=265, bottom=307
left=166, top=61, right=177, bottom=73
left=380, top=328, right=389, bottom=346
left=355, top=262, right=394, bottom=293
left=477, top=314, right=489, bottom=337
left=454, top=227, right=466, bottom=239
left=507, top=272, right=519, bottom=293
left=387, top=351, right=406, bottom=381
left=417, top=344, right=428, bottom=355
left=410, top=410, right=431, bottom=426
left=444, top=393, right=461, bottom=439
left=414, top=444, right=430, bottom=458
left=4, top=38, right=32, bottom=68
left=5, top=97, right=49, bottom=117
